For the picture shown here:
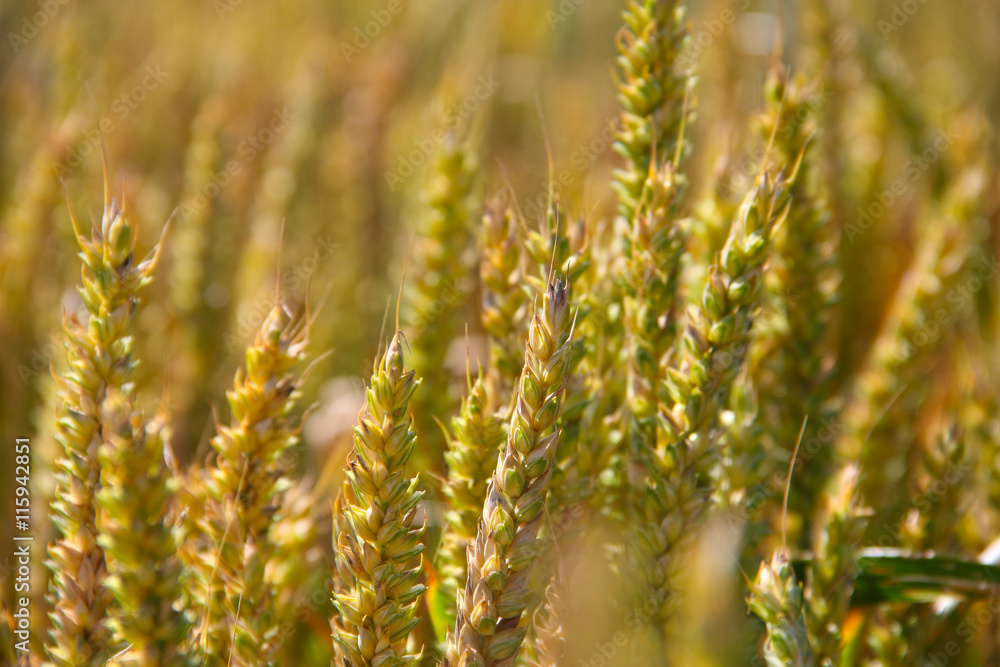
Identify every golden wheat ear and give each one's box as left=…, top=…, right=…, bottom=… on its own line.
left=331, top=328, right=427, bottom=667
left=184, top=258, right=317, bottom=664
left=47, top=161, right=165, bottom=665
left=96, top=390, right=193, bottom=665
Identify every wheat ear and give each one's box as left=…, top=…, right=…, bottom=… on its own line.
left=47, top=164, right=165, bottom=666
left=330, top=331, right=427, bottom=667
left=439, top=369, right=506, bottom=627
left=613, top=0, right=692, bottom=222
left=97, top=391, right=193, bottom=666
left=634, top=171, right=790, bottom=623
left=480, top=198, right=529, bottom=399
left=406, top=134, right=478, bottom=460
left=189, top=303, right=311, bottom=665
left=748, top=552, right=814, bottom=667
left=805, top=465, right=870, bottom=663
left=447, top=280, right=572, bottom=667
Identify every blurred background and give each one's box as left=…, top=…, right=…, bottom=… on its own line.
left=1, top=0, right=999, bottom=663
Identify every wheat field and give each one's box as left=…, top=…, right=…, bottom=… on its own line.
left=2, top=0, right=1000, bottom=665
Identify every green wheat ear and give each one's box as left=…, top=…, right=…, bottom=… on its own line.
left=438, top=368, right=506, bottom=632
left=97, top=391, right=193, bottom=666
left=406, top=133, right=478, bottom=464
left=806, top=464, right=870, bottom=664
left=613, top=0, right=692, bottom=223
left=448, top=280, right=572, bottom=667
left=47, top=161, right=166, bottom=666
left=747, top=428, right=813, bottom=667
left=754, top=67, right=840, bottom=521
left=480, top=198, right=529, bottom=400
left=632, top=169, right=791, bottom=628
left=331, top=331, right=426, bottom=667
left=186, top=300, right=313, bottom=666
left=747, top=553, right=814, bottom=667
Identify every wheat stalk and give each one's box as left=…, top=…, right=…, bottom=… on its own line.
left=633, top=170, right=790, bottom=626
left=46, top=161, right=166, bottom=666
left=447, top=279, right=572, bottom=667
left=96, top=391, right=192, bottom=666
left=439, top=369, right=506, bottom=628
left=187, top=302, right=311, bottom=665
left=330, top=330, right=426, bottom=667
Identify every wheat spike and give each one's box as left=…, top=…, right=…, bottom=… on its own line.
left=447, top=280, right=572, bottom=667
left=330, top=331, right=427, bottom=667
left=47, top=162, right=166, bottom=666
